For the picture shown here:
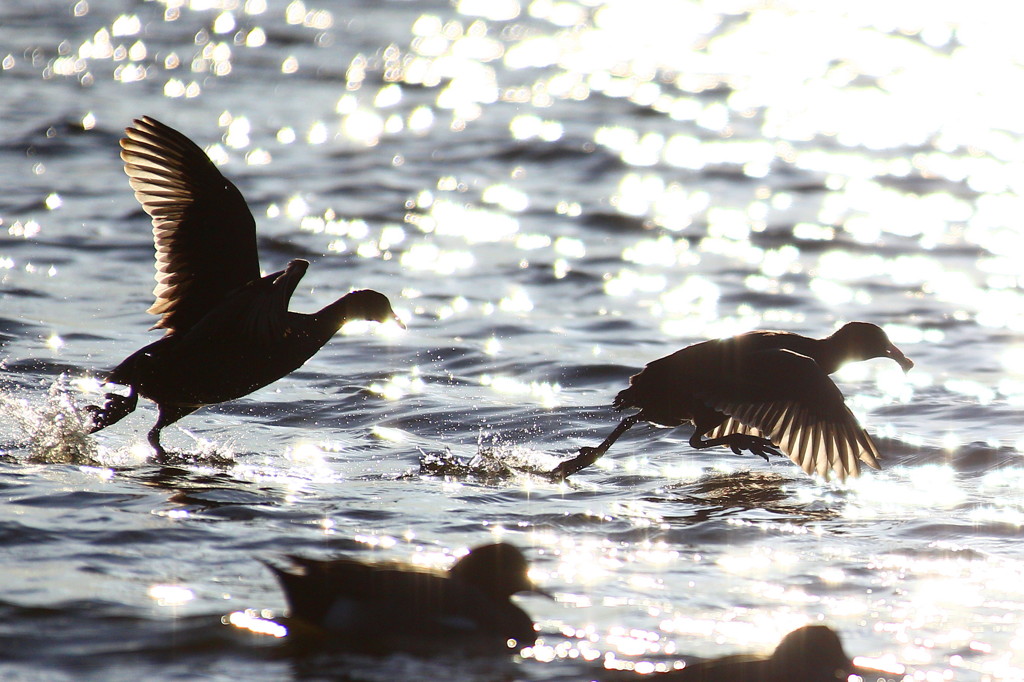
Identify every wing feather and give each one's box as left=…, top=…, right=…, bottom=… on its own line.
left=121, top=116, right=261, bottom=333
left=701, top=350, right=882, bottom=481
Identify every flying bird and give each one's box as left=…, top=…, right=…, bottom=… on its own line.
left=552, top=323, right=912, bottom=481
left=86, top=116, right=402, bottom=457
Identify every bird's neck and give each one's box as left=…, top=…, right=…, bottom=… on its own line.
left=747, top=333, right=845, bottom=374
left=311, top=297, right=354, bottom=338
left=808, top=336, right=861, bottom=375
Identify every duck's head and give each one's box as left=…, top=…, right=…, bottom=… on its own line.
left=831, top=322, right=913, bottom=372
left=448, top=543, right=552, bottom=601
left=771, top=625, right=852, bottom=673
left=341, top=289, right=405, bottom=328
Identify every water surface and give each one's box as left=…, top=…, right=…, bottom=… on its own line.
left=1, top=1, right=1023, bottom=679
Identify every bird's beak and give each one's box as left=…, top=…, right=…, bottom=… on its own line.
left=527, top=585, right=556, bottom=600
left=887, top=344, right=914, bottom=373
left=393, top=313, right=407, bottom=330
left=518, top=577, right=555, bottom=600
left=849, top=659, right=907, bottom=680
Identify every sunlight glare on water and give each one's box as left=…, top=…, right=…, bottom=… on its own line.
left=148, top=584, right=195, bottom=608
left=4, top=0, right=1024, bottom=679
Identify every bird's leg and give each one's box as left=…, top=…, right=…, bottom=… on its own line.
left=689, top=429, right=782, bottom=461
left=147, top=424, right=167, bottom=460
left=148, top=403, right=198, bottom=462
left=84, top=387, right=139, bottom=433
left=551, top=415, right=639, bottom=480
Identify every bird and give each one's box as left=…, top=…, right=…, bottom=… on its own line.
left=85, top=116, right=403, bottom=458
left=264, top=542, right=551, bottom=656
left=600, top=625, right=870, bottom=682
left=552, top=322, right=913, bottom=482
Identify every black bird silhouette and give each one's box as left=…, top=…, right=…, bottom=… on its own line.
left=86, top=116, right=402, bottom=458
left=552, top=323, right=913, bottom=482
left=265, top=542, right=551, bottom=655
left=601, top=625, right=881, bottom=682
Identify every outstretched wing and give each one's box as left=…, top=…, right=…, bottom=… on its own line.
left=120, top=116, right=261, bottom=333
left=701, top=349, right=882, bottom=482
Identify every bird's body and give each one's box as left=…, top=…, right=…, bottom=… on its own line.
left=552, top=323, right=913, bottom=481
left=108, top=261, right=351, bottom=407
left=601, top=626, right=862, bottom=682
left=86, top=117, right=401, bottom=457
left=265, top=543, right=548, bottom=656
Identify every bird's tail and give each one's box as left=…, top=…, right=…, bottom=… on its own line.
left=262, top=557, right=335, bottom=626
left=84, top=388, right=139, bottom=433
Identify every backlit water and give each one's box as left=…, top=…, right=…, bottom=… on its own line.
left=1, top=1, right=1023, bottom=680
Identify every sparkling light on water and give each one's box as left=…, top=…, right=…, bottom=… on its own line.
left=147, top=584, right=194, bottom=607
left=226, top=610, right=288, bottom=638
left=7, top=0, right=1024, bottom=679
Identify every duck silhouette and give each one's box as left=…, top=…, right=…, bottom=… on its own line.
left=601, top=625, right=882, bottom=682
left=265, top=542, right=551, bottom=655
left=553, top=323, right=912, bottom=481
left=86, top=116, right=402, bottom=458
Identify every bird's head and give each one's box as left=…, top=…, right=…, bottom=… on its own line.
left=831, top=321, right=914, bottom=372
left=448, top=543, right=552, bottom=601
left=770, top=625, right=852, bottom=676
left=340, top=289, right=405, bottom=328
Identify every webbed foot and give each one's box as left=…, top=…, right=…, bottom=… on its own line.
left=85, top=391, right=139, bottom=433
left=725, top=434, right=782, bottom=461
left=550, top=446, right=602, bottom=481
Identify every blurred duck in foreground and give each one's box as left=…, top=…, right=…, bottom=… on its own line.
left=553, top=322, right=912, bottom=482
left=602, top=625, right=902, bottom=682
left=85, top=116, right=402, bottom=458
left=264, top=542, right=551, bottom=656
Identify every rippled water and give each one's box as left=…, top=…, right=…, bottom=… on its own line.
left=2, top=1, right=1024, bottom=679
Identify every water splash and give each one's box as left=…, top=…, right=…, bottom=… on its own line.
left=0, top=378, right=100, bottom=465
left=418, top=440, right=562, bottom=482
left=418, top=448, right=516, bottom=482
left=153, top=433, right=237, bottom=468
